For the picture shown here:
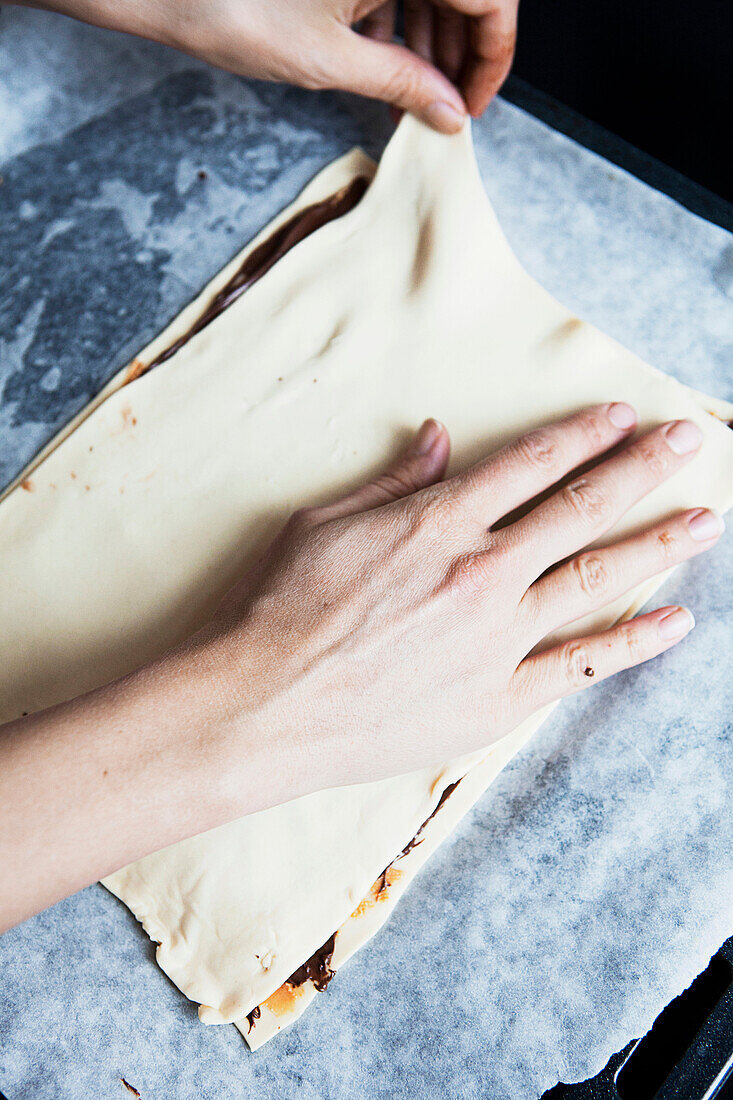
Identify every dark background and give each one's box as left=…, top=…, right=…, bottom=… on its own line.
left=513, top=0, right=732, bottom=204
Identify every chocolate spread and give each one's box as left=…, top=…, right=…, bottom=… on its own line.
left=282, top=779, right=462, bottom=999
left=386, top=779, right=461, bottom=872
left=145, top=174, right=369, bottom=372
left=287, top=933, right=338, bottom=992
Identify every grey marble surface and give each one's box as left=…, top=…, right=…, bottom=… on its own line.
left=1, top=8, right=732, bottom=1100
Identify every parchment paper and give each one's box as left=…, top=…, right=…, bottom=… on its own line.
left=0, top=9, right=731, bottom=1098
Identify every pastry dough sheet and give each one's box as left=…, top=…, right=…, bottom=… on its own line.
left=2, top=116, right=732, bottom=1048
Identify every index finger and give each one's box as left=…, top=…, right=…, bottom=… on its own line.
left=460, top=1, right=518, bottom=116
left=505, top=419, right=705, bottom=583
left=444, top=403, right=638, bottom=529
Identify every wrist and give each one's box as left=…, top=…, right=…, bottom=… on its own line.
left=156, top=618, right=318, bottom=828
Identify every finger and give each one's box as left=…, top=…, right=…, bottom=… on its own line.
left=460, top=2, right=518, bottom=116
left=332, top=29, right=466, bottom=132
left=360, top=0, right=397, bottom=43
left=507, top=419, right=705, bottom=579
left=313, top=419, right=450, bottom=521
left=513, top=605, right=695, bottom=713
left=449, top=402, right=638, bottom=529
left=521, top=508, right=724, bottom=641
left=433, top=5, right=468, bottom=81
left=404, top=0, right=435, bottom=62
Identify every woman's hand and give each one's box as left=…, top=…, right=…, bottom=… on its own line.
left=363, top=0, right=520, bottom=118
left=15, top=0, right=520, bottom=131
left=205, top=403, right=721, bottom=797
left=1, top=404, right=723, bottom=931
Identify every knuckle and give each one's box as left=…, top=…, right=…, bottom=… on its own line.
left=561, top=479, right=612, bottom=526
left=572, top=553, right=612, bottom=599
left=655, top=527, right=680, bottom=561
left=579, top=408, right=608, bottom=450
left=513, top=427, right=561, bottom=473
left=561, top=641, right=595, bottom=688
left=287, top=506, right=319, bottom=532
left=374, top=469, right=417, bottom=502
left=634, top=435, right=670, bottom=479
left=413, top=490, right=463, bottom=539
left=623, top=625, right=647, bottom=664
left=442, top=548, right=498, bottom=597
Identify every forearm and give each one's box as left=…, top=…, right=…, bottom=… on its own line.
left=0, top=630, right=299, bottom=933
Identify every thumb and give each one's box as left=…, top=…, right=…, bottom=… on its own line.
left=330, top=31, right=466, bottom=133
left=318, top=419, right=450, bottom=521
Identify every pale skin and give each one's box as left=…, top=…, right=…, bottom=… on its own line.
left=11, top=0, right=520, bottom=131
left=0, top=404, right=725, bottom=932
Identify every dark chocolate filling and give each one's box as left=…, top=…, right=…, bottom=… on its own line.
left=287, top=933, right=337, bottom=993
left=284, top=779, right=461, bottom=996
left=390, top=779, right=460, bottom=867
left=145, top=174, right=369, bottom=372
left=243, top=779, right=460, bottom=1030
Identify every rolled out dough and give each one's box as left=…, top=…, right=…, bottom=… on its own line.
left=2, top=117, right=732, bottom=1049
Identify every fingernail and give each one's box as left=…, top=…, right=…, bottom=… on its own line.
left=665, top=419, right=703, bottom=455
left=410, top=419, right=443, bottom=456
left=688, top=508, right=724, bottom=541
left=658, top=606, right=695, bottom=640
left=607, top=402, right=637, bottom=430
left=422, top=101, right=465, bottom=133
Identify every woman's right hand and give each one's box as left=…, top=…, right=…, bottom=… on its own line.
left=204, top=403, right=723, bottom=800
